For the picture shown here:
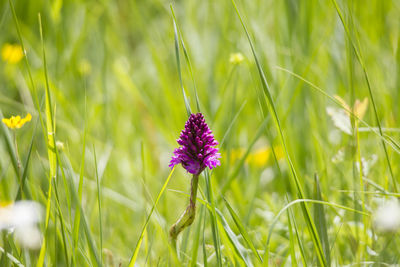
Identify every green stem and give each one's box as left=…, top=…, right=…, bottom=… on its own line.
left=13, top=132, right=21, bottom=173
left=169, top=174, right=199, bottom=245
left=2, top=232, right=9, bottom=267
left=13, top=132, right=22, bottom=196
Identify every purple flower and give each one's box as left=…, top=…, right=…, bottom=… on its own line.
left=169, top=113, right=221, bottom=175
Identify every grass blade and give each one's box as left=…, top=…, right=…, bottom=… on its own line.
left=52, top=179, right=70, bottom=267
left=220, top=115, right=269, bottom=195
left=286, top=208, right=298, bottom=267
left=264, top=198, right=370, bottom=255
left=289, top=206, right=307, bottom=266
left=216, top=209, right=253, bottom=267
left=0, top=110, right=20, bottom=182
left=204, top=171, right=222, bottom=267
left=65, top=158, right=101, bottom=266
left=276, top=67, right=400, bottom=155
left=224, top=198, right=262, bottom=263
left=190, top=205, right=204, bottom=267
left=202, top=212, right=208, bottom=267
left=93, top=145, right=103, bottom=265
left=219, top=101, right=246, bottom=148
left=81, top=202, right=101, bottom=267
left=37, top=13, right=57, bottom=267
left=15, top=115, right=39, bottom=200
left=180, top=37, right=201, bottom=113
left=128, top=167, right=176, bottom=267
left=0, top=247, right=24, bottom=267
left=313, top=175, right=330, bottom=266
left=170, top=5, right=191, bottom=117
left=8, top=0, right=46, bottom=140
left=72, top=120, right=87, bottom=258
left=330, top=0, right=397, bottom=192
left=230, top=1, right=326, bottom=265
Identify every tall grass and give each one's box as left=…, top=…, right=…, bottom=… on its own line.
left=1, top=0, right=400, bottom=266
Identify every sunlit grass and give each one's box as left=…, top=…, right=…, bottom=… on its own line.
left=1, top=0, right=400, bottom=266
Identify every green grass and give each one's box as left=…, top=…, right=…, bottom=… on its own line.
left=1, top=0, right=400, bottom=265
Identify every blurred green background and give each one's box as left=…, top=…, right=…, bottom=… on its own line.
left=1, top=0, right=400, bottom=265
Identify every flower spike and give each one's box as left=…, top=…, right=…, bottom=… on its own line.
left=169, top=112, right=220, bottom=175
left=169, top=113, right=220, bottom=245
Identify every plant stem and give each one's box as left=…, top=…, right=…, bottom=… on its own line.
left=169, top=174, right=199, bottom=246
left=13, top=132, right=23, bottom=196
left=13, top=132, right=21, bottom=173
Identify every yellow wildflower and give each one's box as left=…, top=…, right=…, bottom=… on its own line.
left=1, top=43, right=24, bottom=64
left=229, top=52, right=245, bottom=65
left=334, top=95, right=368, bottom=119
left=2, top=113, right=32, bottom=129
left=229, top=145, right=284, bottom=168
left=353, top=98, right=368, bottom=119
left=327, top=96, right=369, bottom=135
left=0, top=201, right=13, bottom=207
left=247, top=146, right=284, bottom=167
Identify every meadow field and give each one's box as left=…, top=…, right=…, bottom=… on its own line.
left=1, top=0, right=400, bottom=266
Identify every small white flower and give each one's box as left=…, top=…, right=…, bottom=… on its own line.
left=326, top=107, right=352, bottom=135
left=326, top=96, right=368, bottom=136
left=56, top=141, right=65, bottom=150
left=0, top=201, right=43, bottom=249
left=373, top=199, right=400, bottom=232
left=15, top=225, right=42, bottom=249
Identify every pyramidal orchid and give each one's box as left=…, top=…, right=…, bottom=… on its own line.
left=169, top=112, right=220, bottom=175
left=169, top=112, right=220, bottom=243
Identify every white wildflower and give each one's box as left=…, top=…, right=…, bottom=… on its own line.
left=0, top=201, right=43, bottom=249
left=326, top=106, right=352, bottom=135
left=373, top=199, right=400, bottom=232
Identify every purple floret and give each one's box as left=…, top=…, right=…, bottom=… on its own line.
left=169, top=113, right=221, bottom=175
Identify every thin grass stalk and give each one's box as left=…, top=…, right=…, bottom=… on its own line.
left=128, top=167, right=176, bottom=267
left=331, top=0, right=397, bottom=192
left=230, top=1, right=327, bottom=265
left=8, top=0, right=46, bottom=140
left=37, top=13, right=57, bottom=267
